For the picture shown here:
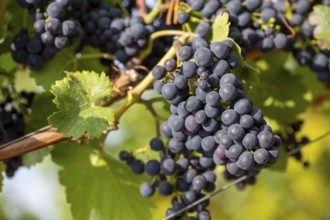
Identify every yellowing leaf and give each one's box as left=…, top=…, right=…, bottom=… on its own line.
left=308, top=5, right=330, bottom=50
left=48, top=71, right=113, bottom=139
left=210, top=12, right=230, bottom=42
left=14, top=69, right=45, bottom=93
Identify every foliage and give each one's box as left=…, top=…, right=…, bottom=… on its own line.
left=49, top=71, right=114, bottom=140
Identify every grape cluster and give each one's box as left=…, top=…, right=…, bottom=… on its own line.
left=180, top=0, right=330, bottom=84
left=80, top=10, right=152, bottom=63
left=0, top=92, right=34, bottom=177
left=121, top=38, right=280, bottom=219
left=12, top=0, right=154, bottom=69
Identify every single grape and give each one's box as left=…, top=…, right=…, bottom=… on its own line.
left=178, top=11, right=190, bottom=24
left=140, top=182, right=154, bottom=197
left=257, top=131, right=274, bottom=148
left=194, top=47, right=214, bottom=67
left=212, top=60, right=229, bottom=77
left=164, top=58, right=177, bottom=72
left=184, top=169, right=197, bottom=183
left=174, top=74, right=188, bottom=89
left=204, top=104, right=220, bottom=118
left=253, top=148, right=270, bottom=164
left=195, top=22, right=211, bottom=38
left=179, top=46, right=193, bottom=61
left=47, top=2, right=63, bottom=18
left=150, top=137, right=164, bottom=151
left=201, top=136, right=216, bottom=152
left=206, top=91, right=220, bottom=106
left=219, top=84, right=237, bottom=101
left=130, top=159, right=145, bottom=174
left=272, top=33, right=287, bottom=49
left=239, top=114, right=254, bottom=129
left=182, top=61, right=197, bottom=78
left=236, top=151, right=254, bottom=170
left=234, top=98, right=252, bottom=115
left=183, top=191, right=197, bottom=204
left=228, top=124, right=245, bottom=140
left=158, top=181, right=173, bottom=196
left=161, top=158, right=176, bottom=175
left=221, top=109, right=239, bottom=126
left=185, top=135, right=202, bottom=151
left=185, top=115, right=201, bottom=132
left=192, top=175, right=207, bottom=192
left=185, top=96, right=202, bottom=113
left=161, top=83, right=178, bottom=100
left=225, top=144, right=243, bottom=160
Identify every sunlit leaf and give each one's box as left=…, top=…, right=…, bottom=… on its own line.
left=48, top=71, right=113, bottom=139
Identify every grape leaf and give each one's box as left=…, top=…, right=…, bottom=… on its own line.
left=210, top=12, right=230, bottom=42
left=51, top=141, right=155, bottom=220
left=231, top=41, right=260, bottom=85
left=26, top=92, right=57, bottom=132
left=0, top=52, right=17, bottom=72
left=308, top=5, right=330, bottom=50
left=14, top=69, right=45, bottom=93
left=48, top=71, right=114, bottom=140
left=22, top=147, right=53, bottom=168
left=247, top=51, right=309, bottom=126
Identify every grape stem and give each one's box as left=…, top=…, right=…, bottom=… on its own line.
left=143, top=0, right=167, bottom=24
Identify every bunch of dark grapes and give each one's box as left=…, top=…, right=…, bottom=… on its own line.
left=180, top=0, right=330, bottom=84
left=80, top=11, right=152, bottom=63
left=0, top=92, right=34, bottom=177
left=12, top=0, right=155, bottom=69
left=120, top=37, right=280, bottom=219
left=12, top=0, right=87, bottom=70
left=280, top=120, right=310, bottom=168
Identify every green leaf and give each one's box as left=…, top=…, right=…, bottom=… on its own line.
left=51, top=141, right=155, bottom=220
left=26, top=92, right=57, bottom=132
left=231, top=41, right=260, bottom=85
left=31, top=46, right=107, bottom=91
left=210, top=12, right=230, bottom=42
left=308, top=5, right=330, bottom=50
left=22, top=147, right=53, bottom=168
left=49, top=71, right=114, bottom=139
left=14, top=69, right=45, bottom=93
left=0, top=52, right=17, bottom=72
left=247, top=51, right=309, bottom=126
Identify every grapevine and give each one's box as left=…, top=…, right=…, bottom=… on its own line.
left=1, top=0, right=330, bottom=219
